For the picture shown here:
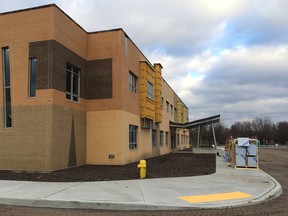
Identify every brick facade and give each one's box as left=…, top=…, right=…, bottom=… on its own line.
left=0, top=4, right=190, bottom=171
left=87, top=59, right=112, bottom=99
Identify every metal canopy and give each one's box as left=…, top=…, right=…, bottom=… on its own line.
left=170, top=115, right=220, bottom=149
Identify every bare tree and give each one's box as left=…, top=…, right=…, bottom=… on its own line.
left=251, top=116, right=273, bottom=145
left=277, top=121, right=288, bottom=144
left=231, top=121, right=252, bottom=138
left=230, top=116, right=274, bottom=145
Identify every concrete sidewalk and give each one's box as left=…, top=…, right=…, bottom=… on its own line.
left=0, top=156, right=283, bottom=210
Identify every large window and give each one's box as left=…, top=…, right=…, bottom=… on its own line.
left=2, top=47, right=12, bottom=128
left=129, top=125, right=138, bottom=150
left=129, top=72, right=137, bottom=93
left=152, top=129, right=157, bottom=148
left=29, top=57, right=37, bottom=97
left=147, top=81, right=153, bottom=100
left=66, top=63, right=80, bottom=102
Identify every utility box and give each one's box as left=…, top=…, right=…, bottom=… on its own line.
left=230, top=137, right=259, bottom=169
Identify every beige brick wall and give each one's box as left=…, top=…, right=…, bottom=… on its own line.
left=0, top=105, right=51, bottom=171
left=87, top=110, right=155, bottom=165
left=51, top=105, right=86, bottom=170
left=0, top=103, right=86, bottom=171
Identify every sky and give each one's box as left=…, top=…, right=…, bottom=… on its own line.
left=1, top=0, right=287, bottom=126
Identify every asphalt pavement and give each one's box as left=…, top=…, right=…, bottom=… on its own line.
left=0, top=155, right=283, bottom=211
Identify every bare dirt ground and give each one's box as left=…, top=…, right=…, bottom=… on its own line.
left=0, top=147, right=287, bottom=216
left=0, top=153, right=215, bottom=182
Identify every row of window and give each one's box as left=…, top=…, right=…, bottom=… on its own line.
left=129, top=71, right=154, bottom=100
left=129, top=124, right=189, bottom=150
left=164, top=100, right=175, bottom=115
left=129, top=71, right=178, bottom=116
left=177, top=134, right=190, bottom=145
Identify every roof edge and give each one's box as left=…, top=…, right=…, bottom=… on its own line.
left=0, top=4, right=87, bottom=33
left=0, top=4, right=55, bottom=16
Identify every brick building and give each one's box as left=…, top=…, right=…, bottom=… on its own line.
left=0, top=4, right=189, bottom=172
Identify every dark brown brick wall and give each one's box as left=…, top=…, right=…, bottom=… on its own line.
left=29, top=40, right=113, bottom=99
left=87, top=59, right=112, bottom=99
left=29, top=41, right=53, bottom=89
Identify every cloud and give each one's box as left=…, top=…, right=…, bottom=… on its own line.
left=181, top=45, right=288, bottom=125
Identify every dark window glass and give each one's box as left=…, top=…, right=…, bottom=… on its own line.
left=29, top=58, right=37, bottom=97
left=152, top=129, right=157, bottom=148
left=66, top=71, right=72, bottom=92
left=129, top=72, right=137, bottom=93
left=3, top=48, right=10, bottom=87
left=5, top=88, right=12, bottom=127
left=2, top=47, right=12, bottom=128
left=160, top=131, right=163, bottom=146
left=72, top=73, right=79, bottom=95
left=66, top=63, right=80, bottom=102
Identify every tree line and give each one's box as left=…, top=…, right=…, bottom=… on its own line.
left=190, top=116, right=288, bottom=146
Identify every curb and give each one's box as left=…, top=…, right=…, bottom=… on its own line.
left=0, top=171, right=283, bottom=211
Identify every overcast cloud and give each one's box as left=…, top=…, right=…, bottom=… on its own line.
left=1, top=0, right=287, bottom=126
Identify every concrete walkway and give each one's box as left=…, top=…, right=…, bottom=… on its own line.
left=0, top=156, right=283, bottom=210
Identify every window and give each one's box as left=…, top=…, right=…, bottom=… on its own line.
left=147, top=81, right=153, bottom=100
left=29, top=57, right=37, bottom=97
left=177, top=134, right=180, bottom=145
left=161, top=97, right=164, bottom=107
left=160, top=131, right=163, bottom=147
left=129, top=72, right=137, bottom=93
left=170, top=105, right=173, bottom=115
left=2, top=47, right=12, bottom=128
left=66, top=63, right=80, bottom=102
left=152, top=129, right=157, bottom=148
left=165, top=132, right=169, bottom=146
left=166, top=101, right=169, bottom=113
left=129, top=125, right=138, bottom=150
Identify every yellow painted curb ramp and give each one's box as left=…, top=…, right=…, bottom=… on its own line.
left=179, top=191, right=252, bottom=203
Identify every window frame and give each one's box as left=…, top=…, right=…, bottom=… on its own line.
left=129, top=71, right=138, bottom=93
left=129, top=125, right=138, bottom=150
left=66, top=63, right=80, bottom=102
left=166, top=101, right=169, bottom=113
left=147, top=81, right=154, bottom=100
left=160, top=130, right=164, bottom=147
left=152, top=129, right=157, bottom=148
left=28, top=57, right=37, bottom=98
left=165, top=132, right=169, bottom=146
left=2, top=47, right=12, bottom=128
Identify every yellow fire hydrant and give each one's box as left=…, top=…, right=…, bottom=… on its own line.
left=137, top=160, right=146, bottom=179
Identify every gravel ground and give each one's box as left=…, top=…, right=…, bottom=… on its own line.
left=0, top=147, right=287, bottom=215
left=0, top=153, right=215, bottom=182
